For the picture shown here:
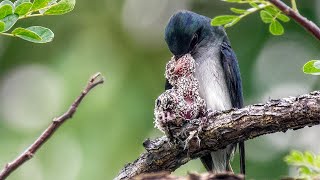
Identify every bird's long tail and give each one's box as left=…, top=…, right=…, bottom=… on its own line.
left=239, top=141, right=245, bottom=175
left=200, top=146, right=235, bottom=173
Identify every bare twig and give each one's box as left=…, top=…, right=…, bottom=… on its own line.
left=115, top=91, right=320, bottom=180
left=0, top=72, right=104, bottom=180
left=268, top=0, right=320, bottom=40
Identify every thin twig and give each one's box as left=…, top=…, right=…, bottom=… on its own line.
left=0, top=32, right=15, bottom=37
left=18, top=13, right=44, bottom=20
left=0, top=72, right=104, bottom=180
left=268, top=0, right=320, bottom=40
left=115, top=91, right=320, bottom=180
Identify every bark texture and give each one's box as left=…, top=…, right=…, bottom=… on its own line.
left=115, top=91, right=320, bottom=180
left=132, top=172, right=244, bottom=180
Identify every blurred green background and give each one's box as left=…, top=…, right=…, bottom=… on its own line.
left=0, top=0, right=320, bottom=179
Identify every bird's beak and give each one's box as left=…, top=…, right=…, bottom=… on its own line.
left=174, top=54, right=183, bottom=61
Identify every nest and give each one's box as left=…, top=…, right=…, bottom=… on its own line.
left=154, top=54, right=208, bottom=148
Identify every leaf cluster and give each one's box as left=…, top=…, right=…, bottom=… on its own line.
left=303, top=60, right=320, bottom=75
left=211, top=0, right=290, bottom=35
left=0, top=0, right=75, bottom=43
left=285, top=150, right=320, bottom=179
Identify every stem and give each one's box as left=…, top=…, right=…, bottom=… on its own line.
left=268, top=0, right=320, bottom=41
left=18, top=4, right=56, bottom=20
left=240, top=3, right=271, bottom=18
left=19, top=13, right=45, bottom=20
left=225, top=2, right=272, bottom=27
left=0, top=32, right=15, bottom=37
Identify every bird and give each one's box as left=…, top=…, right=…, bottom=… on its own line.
left=164, top=10, right=245, bottom=174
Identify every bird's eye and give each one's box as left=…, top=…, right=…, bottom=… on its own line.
left=189, top=33, right=198, bottom=50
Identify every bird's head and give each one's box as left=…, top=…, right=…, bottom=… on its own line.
left=165, top=10, right=222, bottom=58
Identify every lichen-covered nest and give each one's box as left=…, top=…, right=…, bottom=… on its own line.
left=154, top=54, right=208, bottom=145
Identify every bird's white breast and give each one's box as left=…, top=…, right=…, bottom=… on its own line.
left=194, top=46, right=232, bottom=111
left=193, top=44, right=233, bottom=173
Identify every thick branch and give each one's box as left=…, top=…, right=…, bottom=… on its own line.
left=133, top=172, right=244, bottom=180
left=115, top=91, right=320, bottom=180
left=268, top=0, right=320, bottom=40
left=0, top=73, right=104, bottom=180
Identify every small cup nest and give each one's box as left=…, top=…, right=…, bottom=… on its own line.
left=154, top=54, right=207, bottom=140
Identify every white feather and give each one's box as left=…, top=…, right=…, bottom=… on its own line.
left=194, top=44, right=233, bottom=172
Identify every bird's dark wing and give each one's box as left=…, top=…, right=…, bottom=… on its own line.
left=221, top=39, right=245, bottom=174
left=220, top=40, right=243, bottom=109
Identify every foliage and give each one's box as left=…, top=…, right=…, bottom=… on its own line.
left=211, top=0, right=290, bottom=35
left=0, top=0, right=75, bottom=43
left=211, top=0, right=320, bottom=76
left=284, top=150, right=320, bottom=179
left=303, top=60, right=320, bottom=75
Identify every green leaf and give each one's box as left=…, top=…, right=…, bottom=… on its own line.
left=269, top=20, right=284, bottom=35
left=303, top=60, right=320, bottom=75
left=291, top=150, right=304, bottom=162
left=299, top=166, right=312, bottom=176
left=0, top=14, right=19, bottom=32
left=277, top=13, right=290, bottom=22
left=43, top=0, right=75, bottom=15
left=0, top=2, right=14, bottom=19
left=249, top=2, right=259, bottom=8
left=260, top=10, right=273, bottom=23
left=31, top=0, right=51, bottom=11
left=12, top=26, right=54, bottom=43
left=0, top=0, right=14, bottom=6
left=0, top=20, right=4, bottom=31
left=12, top=27, right=42, bottom=40
left=14, top=2, right=32, bottom=16
left=304, top=151, right=315, bottom=165
left=211, top=15, right=238, bottom=26
left=264, top=6, right=279, bottom=16
left=14, top=0, right=30, bottom=7
left=230, top=8, right=247, bottom=14
left=285, top=150, right=304, bottom=164
left=224, top=17, right=241, bottom=28
left=38, top=0, right=56, bottom=14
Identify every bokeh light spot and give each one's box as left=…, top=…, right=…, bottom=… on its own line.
left=0, top=64, right=64, bottom=132
left=122, top=0, right=190, bottom=47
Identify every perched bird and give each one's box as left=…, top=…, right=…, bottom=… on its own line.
left=164, top=10, right=245, bottom=174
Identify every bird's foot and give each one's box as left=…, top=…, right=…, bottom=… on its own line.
left=206, top=109, right=221, bottom=117
left=183, top=128, right=201, bottom=150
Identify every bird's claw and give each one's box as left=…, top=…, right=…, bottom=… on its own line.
left=183, top=129, right=201, bottom=150
left=207, top=108, right=220, bottom=117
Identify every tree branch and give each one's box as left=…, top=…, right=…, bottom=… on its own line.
left=0, top=72, right=104, bottom=180
left=268, top=0, right=320, bottom=40
left=132, top=172, right=244, bottom=180
left=115, top=91, right=320, bottom=180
